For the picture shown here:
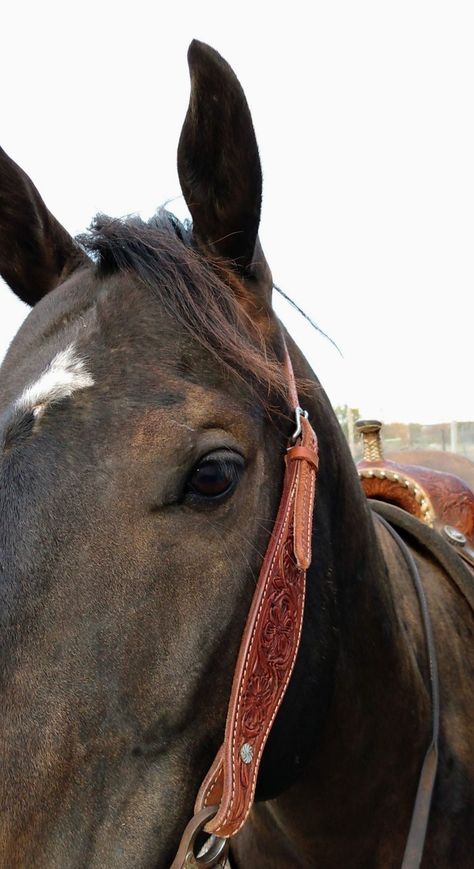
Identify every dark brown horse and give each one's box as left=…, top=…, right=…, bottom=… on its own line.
left=0, top=41, right=472, bottom=868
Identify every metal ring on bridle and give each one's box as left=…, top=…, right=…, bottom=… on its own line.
left=291, top=406, right=309, bottom=442
left=170, top=805, right=229, bottom=868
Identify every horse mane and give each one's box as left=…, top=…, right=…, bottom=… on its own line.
left=78, top=210, right=288, bottom=411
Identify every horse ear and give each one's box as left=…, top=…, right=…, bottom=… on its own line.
left=178, top=41, right=264, bottom=275
left=0, top=147, right=87, bottom=306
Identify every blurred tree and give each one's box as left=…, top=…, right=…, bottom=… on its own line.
left=334, top=405, right=360, bottom=449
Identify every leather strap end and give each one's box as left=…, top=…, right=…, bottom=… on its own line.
left=288, top=418, right=318, bottom=570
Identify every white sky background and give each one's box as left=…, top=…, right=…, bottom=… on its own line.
left=1, top=1, right=473, bottom=424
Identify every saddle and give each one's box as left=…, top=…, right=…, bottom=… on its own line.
left=356, top=420, right=474, bottom=569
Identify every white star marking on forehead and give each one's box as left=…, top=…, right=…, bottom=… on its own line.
left=15, top=343, right=94, bottom=416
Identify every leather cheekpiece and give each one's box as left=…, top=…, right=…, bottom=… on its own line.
left=195, top=414, right=318, bottom=838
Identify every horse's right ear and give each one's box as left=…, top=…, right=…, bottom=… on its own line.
left=0, top=147, right=87, bottom=306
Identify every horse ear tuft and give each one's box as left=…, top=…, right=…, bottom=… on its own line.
left=178, top=41, right=263, bottom=274
left=0, top=147, right=87, bottom=306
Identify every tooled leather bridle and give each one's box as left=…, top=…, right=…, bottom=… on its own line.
left=171, top=347, right=319, bottom=868
left=171, top=347, right=440, bottom=869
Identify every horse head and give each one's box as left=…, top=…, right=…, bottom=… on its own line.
left=5, top=39, right=467, bottom=869
left=0, top=41, right=331, bottom=866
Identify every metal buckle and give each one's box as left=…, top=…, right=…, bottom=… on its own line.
left=291, top=406, right=309, bottom=442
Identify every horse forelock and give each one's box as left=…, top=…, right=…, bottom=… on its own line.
left=77, top=210, right=288, bottom=411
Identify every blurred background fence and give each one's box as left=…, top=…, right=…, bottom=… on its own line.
left=335, top=406, right=474, bottom=463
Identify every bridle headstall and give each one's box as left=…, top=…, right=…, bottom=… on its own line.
left=171, top=347, right=440, bottom=869
left=171, top=348, right=319, bottom=868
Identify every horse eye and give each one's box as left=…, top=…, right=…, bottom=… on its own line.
left=187, top=454, right=244, bottom=501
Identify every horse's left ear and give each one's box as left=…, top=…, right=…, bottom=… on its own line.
left=178, top=41, right=270, bottom=294
left=0, top=147, right=87, bottom=306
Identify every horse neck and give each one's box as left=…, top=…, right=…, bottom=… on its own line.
left=233, top=340, right=431, bottom=866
